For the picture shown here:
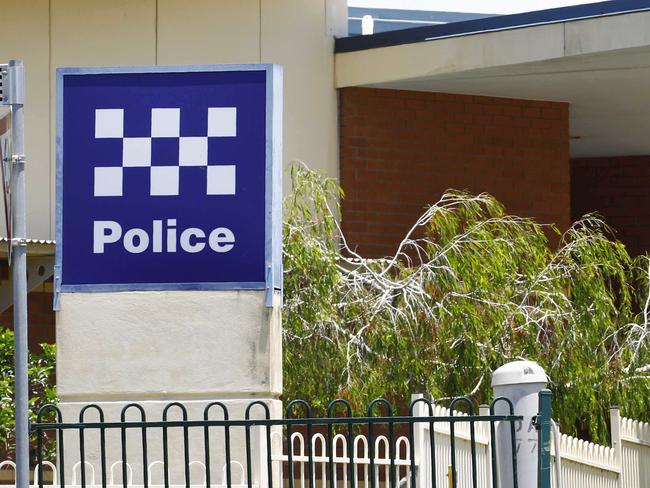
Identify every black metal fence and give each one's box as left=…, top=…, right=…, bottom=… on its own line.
left=31, top=396, right=524, bottom=488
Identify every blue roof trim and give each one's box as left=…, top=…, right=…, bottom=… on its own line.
left=337, top=0, right=650, bottom=53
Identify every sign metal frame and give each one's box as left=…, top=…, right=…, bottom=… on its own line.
left=0, top=108, right=11, bottom=260
left=54, top=64, right=283, bottom=307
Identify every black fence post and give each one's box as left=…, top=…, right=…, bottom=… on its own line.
left=536, top=389, right=552, bottom=488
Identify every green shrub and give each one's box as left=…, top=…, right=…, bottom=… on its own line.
left=0, top=329, right=55, bottom=459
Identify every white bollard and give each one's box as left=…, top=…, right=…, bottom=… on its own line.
left=491, top=360, right=548, bottom=487
left=361, top=15, right=374, bottom=35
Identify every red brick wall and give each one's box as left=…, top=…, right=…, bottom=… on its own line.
left=572, top=156, right=650, bottom=257
left=339, top=87, right=570, bottom=257
left=0, top=291, right=55, bottom=350
left=0, top=256, right=54, bottom=349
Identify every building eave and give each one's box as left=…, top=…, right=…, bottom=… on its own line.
left=336, top=0, right=650, bottom=53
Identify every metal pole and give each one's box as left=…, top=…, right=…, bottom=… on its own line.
left=8, top=59, right=29, bottom=488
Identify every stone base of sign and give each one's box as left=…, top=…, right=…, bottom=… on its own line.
left=54, top=289, right=282, bottom=486
left=57, top=398, right=283, bottom=487
left=56, top=290, right=282, bottom=398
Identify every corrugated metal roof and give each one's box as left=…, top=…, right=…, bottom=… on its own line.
left=0, top=237, right=55, bottom=258
left=0, top=237, right=55, bottom=245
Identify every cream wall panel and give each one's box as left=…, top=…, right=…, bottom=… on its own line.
left=327, top=0, right=349, bottom=37
left=1, top=1, right=342, bottom=239
left=50, top=0, right=157, bottom=239
left=261, top=0, right=339, bottom=184
left=0, top=1, right=51, bottom=240
left=50, top=0, right=156, bottom=67
left=157, top=0, right=260, bottom=65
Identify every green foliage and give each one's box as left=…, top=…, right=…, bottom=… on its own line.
left=0, top=329, right=56, bottom=459
left=283, top=163, right=650, bottom=443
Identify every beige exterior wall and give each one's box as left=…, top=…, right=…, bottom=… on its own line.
left=0, top=1, right=51, bottom=239
left=0, top=0, right=345, bottom=240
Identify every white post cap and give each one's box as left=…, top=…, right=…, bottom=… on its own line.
left=491, top=360, right=547, bottom=387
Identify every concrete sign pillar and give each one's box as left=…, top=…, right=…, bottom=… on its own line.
left=56, top=291, right=282, bottom=485
left=54, top=65, right=283, bottom=485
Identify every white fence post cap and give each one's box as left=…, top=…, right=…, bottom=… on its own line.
left=491, top=360, right=547, bottom=387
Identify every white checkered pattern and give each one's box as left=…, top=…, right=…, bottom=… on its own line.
left=93, top=107, right=237, bottom=197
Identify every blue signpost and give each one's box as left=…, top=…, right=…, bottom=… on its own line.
left=55, top=65, right=282, bottom=307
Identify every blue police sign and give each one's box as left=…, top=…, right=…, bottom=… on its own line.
left=55, top=65, right=282, bottom=304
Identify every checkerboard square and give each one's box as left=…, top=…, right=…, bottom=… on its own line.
left=208, top=107, right=237, bottom=137
left=151, top=138, right=179, bottom=165
left=179, top=137, right=208, bottom=166
left=94, top=167, right=123, bottom=196
left=95, top=109, right=124, bottom=138
left=151, top=108, right=180, bottom=137
left=123, top=137, right=152, bottom=167
left=207, top=165, right=236, bottom=195
left=150, top=166, right=179, bottom=196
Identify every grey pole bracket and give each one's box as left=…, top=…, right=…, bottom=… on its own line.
left=0, top=63, right=24, bottom=106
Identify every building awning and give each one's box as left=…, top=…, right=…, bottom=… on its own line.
left=335, top=1, right=650, bottom=158
left=337, top=0, right=650, bottom=53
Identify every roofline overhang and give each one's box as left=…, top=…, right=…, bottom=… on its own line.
left=335, top=5, right=650, bottom=90
left=336, top=0, right=650, bottom=53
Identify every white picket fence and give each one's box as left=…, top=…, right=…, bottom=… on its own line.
left=0, top=401, right=648, bottom=487
left=270, top=430, right=413, bottom=487
left=548, top=407, right=650, bottom=488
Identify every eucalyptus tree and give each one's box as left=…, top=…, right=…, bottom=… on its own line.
left=283, top=163, right=650, bottom=442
